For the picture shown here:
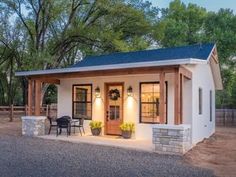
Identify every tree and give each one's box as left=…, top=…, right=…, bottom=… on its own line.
left=153, top=0, right=207, bottom=47
left=152, top=0, right=236, bottom=108
left=0, top=0, right=154, bottom=105
left=204, top=9, right=236, bottom=108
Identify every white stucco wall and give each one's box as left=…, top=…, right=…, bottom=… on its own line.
left=184, top=63, right=216, bottom=145
left=57, top=63, right=216, bottom=143
left=57, top=73, right=176, bottom=140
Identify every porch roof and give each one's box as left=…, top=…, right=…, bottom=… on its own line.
left=15, top=43, right=214, bottom=77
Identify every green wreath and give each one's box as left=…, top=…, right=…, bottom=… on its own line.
left=108, top=89, right=120, bottom=100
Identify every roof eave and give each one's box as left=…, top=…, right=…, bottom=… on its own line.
left=207, top=44, right=223, bottom=90
left=15, top=58, right=206, bottom=77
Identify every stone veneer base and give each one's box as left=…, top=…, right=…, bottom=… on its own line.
left=152, top=124, right=191, bottom=155
left=21, top=116, right=47, bottom=136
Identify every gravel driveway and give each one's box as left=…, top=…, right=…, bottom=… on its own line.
left=0, top=134, right=215, bottom=177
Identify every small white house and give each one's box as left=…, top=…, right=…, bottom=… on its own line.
left=16, top=43, right=223, bottom=154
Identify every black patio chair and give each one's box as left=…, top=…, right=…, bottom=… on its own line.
left=47, top=116, right=57, bottom=135
left=71, top=116, right=86, bottom=136
left=56, top=116, right=71, bottom=137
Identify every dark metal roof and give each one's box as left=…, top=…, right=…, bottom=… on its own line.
left=72, top=43, right=215, bottom=68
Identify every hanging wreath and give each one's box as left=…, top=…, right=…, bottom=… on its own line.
left=108, top=89, right=120, bottom=100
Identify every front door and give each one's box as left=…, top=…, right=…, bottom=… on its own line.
left=105, top=83, right=123, bottom=135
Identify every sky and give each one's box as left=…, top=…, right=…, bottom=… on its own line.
left=149, top=0, right=236, bottom=13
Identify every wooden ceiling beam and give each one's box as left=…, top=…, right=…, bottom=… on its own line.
left=37, top=78, right=60, bottom=85
left=179, top=66, right=192, bottom=80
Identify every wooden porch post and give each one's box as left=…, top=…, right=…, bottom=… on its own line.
left=34, top=80, right=42, bottom=116
left=159, top=71, right=165, bottom=124
left=28, top=79, right=33, bottom=116
left=180, top=74, right=184, bottom=124
left=174, top=66, right=192, bottom=125
left=174, top=68, right=181, bottom=125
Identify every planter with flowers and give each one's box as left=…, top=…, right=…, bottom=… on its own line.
left=120, top=122, right=135, bottom=139
left=89, top=121, right=102, bottom=136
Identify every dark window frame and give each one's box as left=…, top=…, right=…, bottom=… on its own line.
left=72, top=84, right=93, bottom=120
left=210, top=90, right=212, bottom=122
left=139, top=81, right=168, bottom=124
left=199, top=87, right=203, bottom=115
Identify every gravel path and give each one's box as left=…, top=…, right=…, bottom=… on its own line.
left=0, top=134, right=215, bottom=177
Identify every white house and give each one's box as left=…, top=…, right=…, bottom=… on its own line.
left=16, top=43, right=223, bottom=154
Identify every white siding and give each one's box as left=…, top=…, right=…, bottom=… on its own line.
left=185, top=64, right=215, bottom=144
left=57, top=63, right=216, bottom=144
left=57, top=73, right=175, bottom=140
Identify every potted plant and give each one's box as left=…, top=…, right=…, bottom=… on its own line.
left=89, top=121, right=102, bottom=136
left=120, top=122, right=135, bottom=139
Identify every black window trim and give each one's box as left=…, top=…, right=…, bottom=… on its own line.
left=210, top=90, right=212, bottom=122
left=72, top=84, right=93, bottom=120
left=199, top=87, right=203, bottom=115
left=139, top=81, right=168, bottom=124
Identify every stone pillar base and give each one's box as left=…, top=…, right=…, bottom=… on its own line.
left=21, top=116, right=47, bottom=136
left=152, top=124, right=191, bottom=155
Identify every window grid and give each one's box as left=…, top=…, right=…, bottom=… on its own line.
left=140, top=82, right=167, bottom=124
left=72, top=84, right=92, bottom=120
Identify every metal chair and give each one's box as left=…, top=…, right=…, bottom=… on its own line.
left=71, top=116, right=86, bottom=136
left=48, top=116, right=57, bottom=135
left=56, top=116, right=71, bottom=137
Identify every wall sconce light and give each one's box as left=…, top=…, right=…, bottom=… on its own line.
left=95, top=86, right=101, bottom=98
left=127, top=86, right=133, bottom=97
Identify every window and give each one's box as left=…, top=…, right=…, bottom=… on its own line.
left=140, top=82, right=167, bottom=123
left=72, top=84, right=92, bottom=120
left=210, top=90, right=212, bottom=122
left=199, top=88, right=202, bottom=115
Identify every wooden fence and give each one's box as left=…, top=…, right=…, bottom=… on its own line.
left=216, top=109, right=236, bottom=126
left=0, top=105, right=57, bottom=121
left=1, top=106, right=235, bottom=126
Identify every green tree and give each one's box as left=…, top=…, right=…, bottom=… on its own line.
left=205, top=9, right=236, bottom=108
left=153, top=0, right=207, bottom=47
left=0, top=0, right=154, bottom=105
left=152, top=0, right=236, bottom=108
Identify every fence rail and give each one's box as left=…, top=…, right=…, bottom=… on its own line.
left=216, top=109, right=236, bottom=126
left=0, top=105, right=57, bottom=121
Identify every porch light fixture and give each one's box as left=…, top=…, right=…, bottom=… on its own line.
left=95, top=86, right=101, bottom=98
left=127, top=86, right=133, bottom=97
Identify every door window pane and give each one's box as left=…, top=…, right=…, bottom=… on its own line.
left=109, top=106, right=120, bottom=120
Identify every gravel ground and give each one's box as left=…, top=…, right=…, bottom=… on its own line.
left=0, top=134, right=215, bottom=177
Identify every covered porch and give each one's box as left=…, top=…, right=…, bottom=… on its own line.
left=20, top=64, right=193, bottom=154
left=26, top=65, right=192, bottom=125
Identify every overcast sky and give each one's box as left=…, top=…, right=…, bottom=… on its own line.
left=149, top=0, right=236, bottom=13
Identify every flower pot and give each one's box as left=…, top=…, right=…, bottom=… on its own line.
left=121, top=130, right=132, bottom=139
left=91, top=128, right=101, bottom=136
